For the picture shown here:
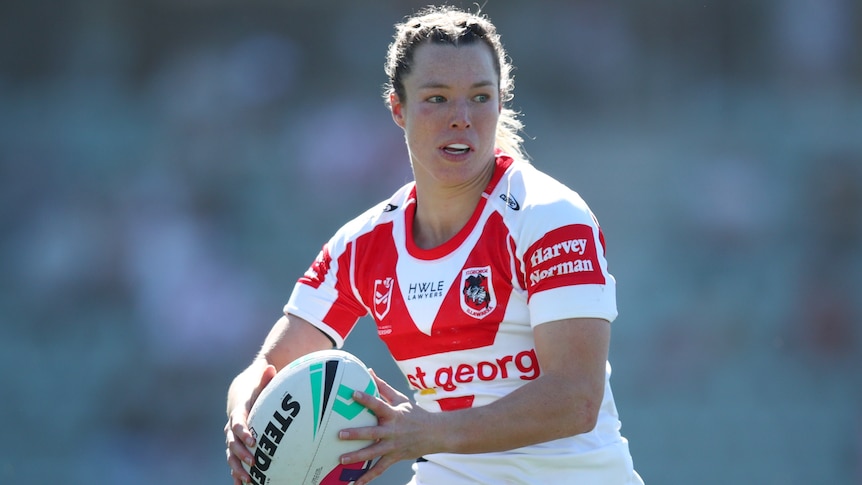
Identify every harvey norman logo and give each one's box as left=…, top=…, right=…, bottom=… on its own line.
left=528, top=225, right=604, bottom=287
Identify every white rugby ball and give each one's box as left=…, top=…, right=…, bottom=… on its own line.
left=244, top=349, right=379, bottom=485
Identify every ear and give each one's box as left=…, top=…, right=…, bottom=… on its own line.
left=390, top=93, right=406, bottom=128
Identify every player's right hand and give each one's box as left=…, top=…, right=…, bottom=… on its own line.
left=225, top=364, right=277, bottom=485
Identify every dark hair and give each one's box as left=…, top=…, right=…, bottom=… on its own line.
left=384, top=5, right=526, bottom=160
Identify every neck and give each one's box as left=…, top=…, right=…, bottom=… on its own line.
left=411, top=162, right=496, bottom=250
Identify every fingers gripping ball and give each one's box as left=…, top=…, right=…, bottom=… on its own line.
left=244, top=350, right=379, bottom=485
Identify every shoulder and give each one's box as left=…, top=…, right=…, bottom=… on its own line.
left=328, top=182, right=413, bottom=245
left=491, top=159, right=595, bottom=224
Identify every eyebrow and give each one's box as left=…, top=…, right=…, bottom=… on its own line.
left=417, top=80, right=496, bottom=90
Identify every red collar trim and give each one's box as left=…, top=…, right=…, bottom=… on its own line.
left=405, top=153, right=512, bottom=259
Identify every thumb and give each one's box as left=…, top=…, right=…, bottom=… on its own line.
left=260, top=364, right=277, bottom=388
left=250, top=364, right=278, bottom=406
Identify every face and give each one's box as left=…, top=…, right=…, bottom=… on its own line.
left=390, top=42, right=502, bottom=191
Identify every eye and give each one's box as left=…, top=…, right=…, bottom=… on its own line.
left=427, top=95, right=446, bottom=103
left=473, top=93, right=491, bottom=103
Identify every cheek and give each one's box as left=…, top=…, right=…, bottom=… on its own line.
left=483, top=111, right=500, bottom=127
left=478, top=111, right=501, bottom=135
left=404, top=108, right=443, bottom=137
left=414, top=104, right=442, bottom=122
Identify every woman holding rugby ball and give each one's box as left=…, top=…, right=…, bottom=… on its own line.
left=226, top=5, right=642, bottom=484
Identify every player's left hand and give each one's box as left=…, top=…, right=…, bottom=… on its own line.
left=337, top=369, right=442, bottom=485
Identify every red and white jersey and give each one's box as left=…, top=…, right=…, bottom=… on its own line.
left=286, top=154, right=639, bottom=484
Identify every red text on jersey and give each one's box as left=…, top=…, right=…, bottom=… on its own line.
left=405, top=347, right=540, bottom=393
left=299, top=246, right=332, bottom=289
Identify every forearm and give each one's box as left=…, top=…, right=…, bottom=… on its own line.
left=226, top=314, right=333, bottom=416
left=226, top=358, right=269, bottom=417
left=433, top=372, right=602, bottom=455
left=429, top=320, right=608, bottom=455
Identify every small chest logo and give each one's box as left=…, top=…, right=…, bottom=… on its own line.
left=499, top=193, right=520, bottom=210
left=373, top=277, right=394, bottom=320
left=460, top=266, right=495, bottom=319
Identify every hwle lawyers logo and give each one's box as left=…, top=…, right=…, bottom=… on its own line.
left=406, top=280, right=445, bottom=301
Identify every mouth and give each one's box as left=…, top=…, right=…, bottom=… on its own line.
left=442, top=143, right=471, bottom=155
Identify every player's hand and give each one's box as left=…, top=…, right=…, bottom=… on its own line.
left=337, top=369, right=442, bottom=485
left=225, top=364, right=277, bottom=485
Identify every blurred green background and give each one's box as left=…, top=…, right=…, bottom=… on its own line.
left=1, top=0, right=860, bottom=483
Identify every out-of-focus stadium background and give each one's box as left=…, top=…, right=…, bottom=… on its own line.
left=1, top=0, right=860, bottom=483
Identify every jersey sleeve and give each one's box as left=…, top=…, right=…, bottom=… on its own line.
left=285, top=234, right=369, bottom=349
left=515, top=180, right=618, bottom=326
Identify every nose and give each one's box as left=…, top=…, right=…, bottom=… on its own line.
left=450, top=99, right=471, bottom=129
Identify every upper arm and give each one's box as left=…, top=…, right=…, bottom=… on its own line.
left=257, top=313, right=335, bottom=371
left=533, top=318, right=610, bottom=421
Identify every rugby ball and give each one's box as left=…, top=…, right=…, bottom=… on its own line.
left=244, top=349, right=379, bottom=485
